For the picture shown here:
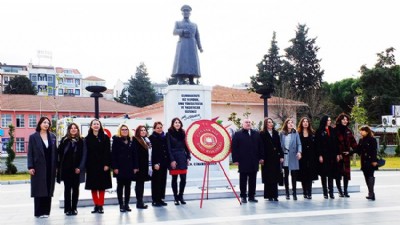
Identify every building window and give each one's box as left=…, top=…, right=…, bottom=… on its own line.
left=4, top=76, right=10, bottom=85
left=58, top=89, right=64, bottom=95
left=48, top=76, right=53, bottom=83
left=75, top=79, right=80, bottom=85
left=16, top=114, right=25, bottom=127
left=66, top=78, right=73, bottom=84
left=75, top=89, right=80, bottom=95
left=28, top=115, right=37, bottom=128
left=16, top=138, right=25, bottom=152
left=31, top=74, right=37, bottom=82
left=1, top=114, right=12, bottom=127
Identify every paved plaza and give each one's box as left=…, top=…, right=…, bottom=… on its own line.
left=0, top=170, right=399, bottom=225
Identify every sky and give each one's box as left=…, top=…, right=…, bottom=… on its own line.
left=1, top=0, right=400, bottom=89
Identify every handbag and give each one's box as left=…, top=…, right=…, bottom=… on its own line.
left=377, top=156, right=386, bottom=167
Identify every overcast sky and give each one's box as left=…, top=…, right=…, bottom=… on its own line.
left=1, top=0, right=399, bottom=89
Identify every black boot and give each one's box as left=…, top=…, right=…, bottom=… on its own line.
left=336, top=178, right=344, bottom=197
left=285, top=186, right=290, bottom=200
left=98, top=206, right=104, bottom=214
left=328, top=178, right=335, bottom=199
left=321, top=177, right=328, bottom=199
left=189, top=77, right=195, bottom=85
left=136, top=200, right=148, bottom=209
left=179, top=176, right=187, bottom=204
left=178, top=194, right=186, bottom=204
left=119, top=204, right=126, bottom=212
left=366, top=177, right=375, bottom=201
left=174, top=195, right=180, bottom=205
left=343, top=178, right=350, bottom=197
left=91, top=205, right=99, bottom=214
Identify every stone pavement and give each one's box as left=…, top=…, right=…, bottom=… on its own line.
left=0, top=170, right=399, bottom=225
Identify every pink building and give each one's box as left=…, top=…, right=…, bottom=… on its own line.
left=0, top=94, right=139, bottom=156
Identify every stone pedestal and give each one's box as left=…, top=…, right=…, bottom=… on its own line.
left=164, top=85, right=230, bottom=186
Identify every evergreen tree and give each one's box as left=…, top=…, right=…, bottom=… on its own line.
left=359, top=48, right=400, bottom=123
left=127, top=63, right=157, bottom=107
left=114, top=88, right=128, bottom=104
left=283, top=24, right=324, bottom=99
left=5, top=124, right=17, bottom=174
left=4, top=76, right=36, bottom=95
left=330, top=78, right=360, bottom=114
left=250, top=31, right=283, bottom=96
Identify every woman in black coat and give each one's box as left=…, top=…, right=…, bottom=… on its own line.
left=85, top=119, right=112, bottom=214
left=112, top=124, right=135, bottom=212
left=166, top=118, right=191, bottom=205
left=297, top=117, right=318, bottom=199
left=353, top=125, right=378, bottom=200
left=57, top=122, right=87, bottom=216
left=27, top=117, right=57, bottom=218
left=260, top=118, right=284, bottom=201
left=149, top=121, right=170, bottom=207
left=132, top=125, right=152, bottom=209
left=315, top=115, right=339, bottom=199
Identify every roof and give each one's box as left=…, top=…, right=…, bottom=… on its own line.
left=212, top=85, right=306, bottom=106
left=55, top=67, right=81, bottom=74
left=84, top=76, right=105, bottom=81
left=127, top=85, right=306, bottom=117
left=0, top=94, right=140, bottom=114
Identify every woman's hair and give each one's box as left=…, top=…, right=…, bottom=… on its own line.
left=280, top=118, right=294, bottom=135
left=297, top=117, right=315, bottom=134
left=135, top=125, right=148, bottom=138
left=262, top=117, right=275, bottom=132
left=36, top=116, right=51, bottom=132
left=359, top=125, right=374, bottom=137
left=153, top=121, right=163, bottom=129
left=65, top=122, right=82, bottom=140
left=168, top=117, right=184, bottom=133
left=335, top=113, right=351, bottom=127
left=317, top=115, right=330, bottom=131
left=87, top=118, right=105, bottom=136
left=116, top=124, right=132, bottom=138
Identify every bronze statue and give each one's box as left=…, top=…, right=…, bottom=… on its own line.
left=171, top=5, right=203, bottom=85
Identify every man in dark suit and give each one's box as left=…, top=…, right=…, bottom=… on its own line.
left=232, top=119, right=264, bottom=203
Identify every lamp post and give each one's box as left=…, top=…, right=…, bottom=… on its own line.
left=85, top=86, right=107, bottom=119
left=256, top=87, right=273, bottom=118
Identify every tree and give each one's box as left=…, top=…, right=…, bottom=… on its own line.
left=283, top=24, right=324, bottom=99
left=330, top=78, right=360, bottom=114
left=127, top=63, right=157, bottom=107
left=114, top=88, right=128, bottom=104
left=250, top=31, right=283, bottom=96
left=5, top=124, right=17, bottom=174
left=359, top=48, right=400, bottom=123
left=4, top=76, right=36, bottom=95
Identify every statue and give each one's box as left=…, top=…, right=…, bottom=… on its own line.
left=171, top=5, right=203, bottom=85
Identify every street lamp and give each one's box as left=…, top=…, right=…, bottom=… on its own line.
left=255, top=87, right=273, bottom=118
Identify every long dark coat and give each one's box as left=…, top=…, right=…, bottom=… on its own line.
left=166, top=130, right=191, bottom=171
left=149, top=132, right=170, bottom=169
left=84, top=133, right=112, bottom=190
left=132, top=137, right=151, bottom=182
left=27, top=132, right=57, bottom=197
left=111, top=136, right=135, bottom=180
left=172, top=19, right=202, bottom=78
left=335, top=125, right=358, bottom=180
left=260, top=130, right=284, bottom=184
left=298, top=133, right=319, bottom=182
left=315, top=127, right=339, bottom=178
left=232, top=129, right=263, bottom=173
left=57, top=137, right=87, bottom=183
left=354, top=136, right=378, bottom=172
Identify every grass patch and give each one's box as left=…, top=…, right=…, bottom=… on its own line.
left=351, top=156, right=400, bottom=169
left=0, top=173, right=30, bottom=181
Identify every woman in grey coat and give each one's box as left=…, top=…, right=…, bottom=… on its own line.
left=279, top=118, right=302, bottom=200
left=27, top=117, right=58, bottom=218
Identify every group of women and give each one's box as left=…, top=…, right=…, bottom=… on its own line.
left=27, top=117, right=190, bottom=218
left=261, top=113, right=379, bottom=202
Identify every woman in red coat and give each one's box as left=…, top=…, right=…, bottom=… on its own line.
left=334, top=113, right=357, bottom=197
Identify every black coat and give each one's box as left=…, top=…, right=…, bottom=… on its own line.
left=149, top=132, right=170, bottom=169
left=260, top=130, right=283, bottom=184
left=354, top=136, right=378, bottom=171
left=315, top=127, right=339, bottom=178
left=84, top=133, right=112, bottom=190
left=166, top=130, right=191, bottom=170
left=298, top=133, right=319, bottom=182
left=27, top=132, right=57, bottom=197
left=132, top=137, right=151, bottom=182
left=57, top=137, right=87, bottom=183
left=111, top=136, right=135, bottom=180
left=232, top=129, right=263, bottom=173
